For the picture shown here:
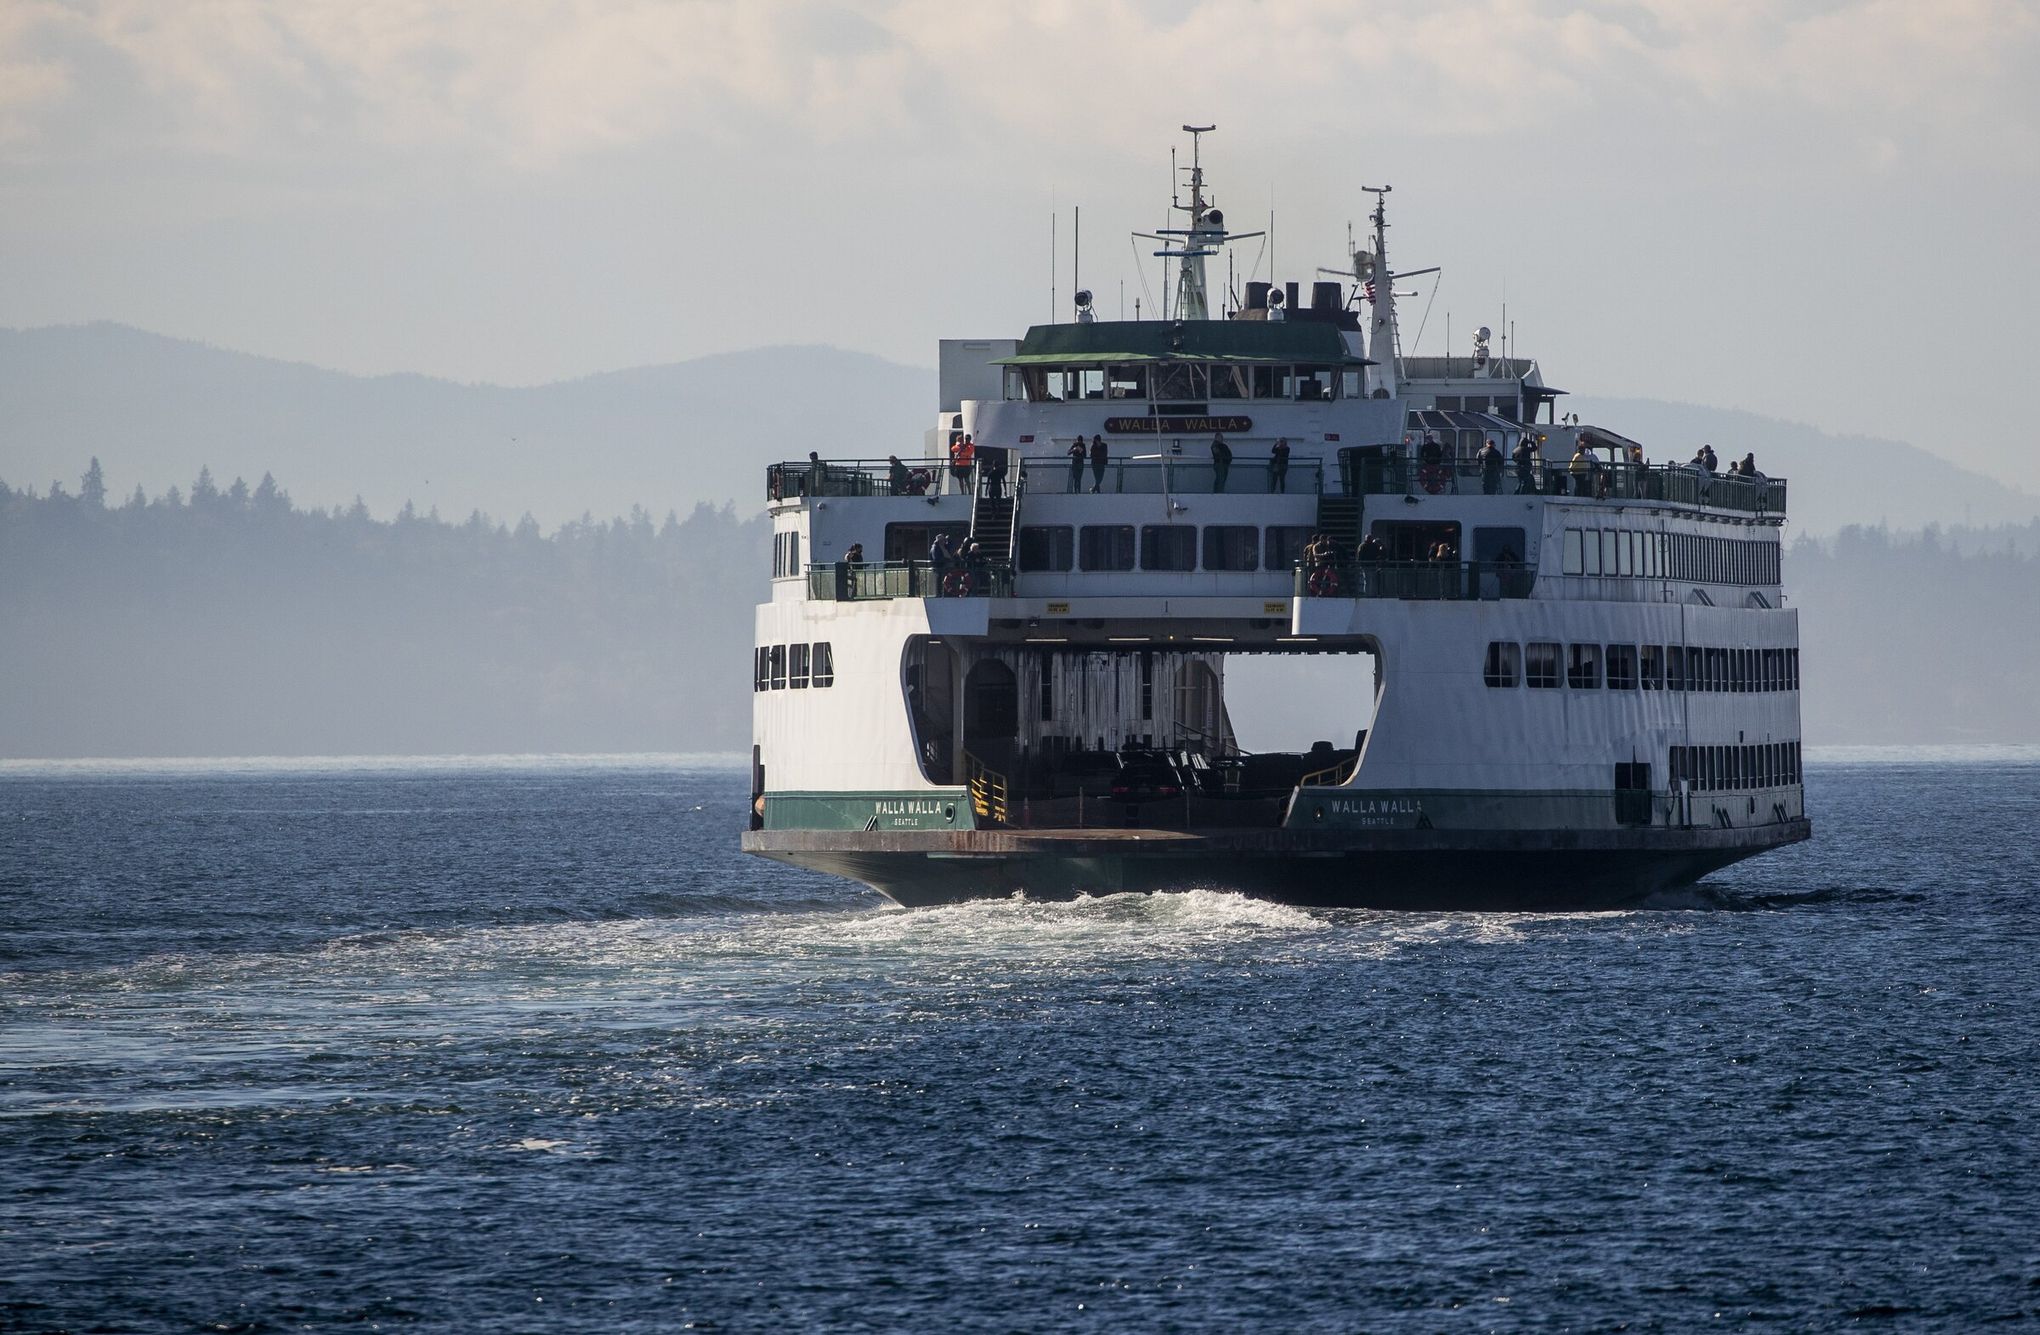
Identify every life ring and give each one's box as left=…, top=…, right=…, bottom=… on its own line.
left=942, top=567, right=976, bottom=597
left=1418, top=463, right=1448, bottom=494
left=1306, top=564, right=1342, bottom=597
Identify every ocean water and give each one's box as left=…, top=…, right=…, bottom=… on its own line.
left=2, top=751, right=2036, bottom=1331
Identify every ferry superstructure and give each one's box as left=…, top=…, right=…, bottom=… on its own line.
left=742, top=129, right=1808, bottom=909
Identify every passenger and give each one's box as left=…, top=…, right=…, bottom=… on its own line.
left=1269, top=437, right=1291, bottom=493
left=950, top=434, right=977, bottom=491
left=1432, top=538, right=1457, bottom=563
left=1739, top=451, right=1763, bottom=479
left=887, top=455, right=911, bottom=495
left=836, top=541, right=863, bottom=600
left=1701, top=443, right=1719, bottom=473
left=1067, top=437, right=1086, bottom=492
left=1210, top=432, right=1233, bottom=492
left=983, top=445, right=1009, bottom=500
left=1419, top=433, right=1444, bottom=468
left=1479, top=437, right=1504, bottom=495
left=1512, top=435, right=1537, bottom=493
left=1569, top=441, right=1596, bottom=496
left=845, top=541, right=864, bottom=565
left=1089, top=434, right=1109, bottom=493
left=929, top=530, right=955, bottom=579
left=1355, top=532, right=1385, bottom=564
left=805, top=449, right=823, bottom=497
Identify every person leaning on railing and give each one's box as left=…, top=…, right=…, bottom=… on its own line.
left=1067, top=438, right=1086, bottom=492
left=1269, top=437, right=1290, bottom=492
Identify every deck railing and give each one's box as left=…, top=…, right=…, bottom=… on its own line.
left=1348, top=455, right=1787, bottom=515
left=1293, top=559, right=1537, bottom=601
left=771, top=453, right=1785, bottom=514
left=805, top=560, right=1015, bottom=601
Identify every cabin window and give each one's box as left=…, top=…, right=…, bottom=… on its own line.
left=769, top=644, right=787, bottom=690
left=1080, top=525, right=1136, bottom=571
left=754, top=647, right=770, bottom=692
left=1211, top=364, right=1249, bottom=400
left=1788, top=648, right=1800, bottom=690
left=1601, top=530, right=1619, bottom=576
left=1018, top=525, right=1075, bottom=572
left=1584, top=530, right=1602, bottom=576
left=772, top=531, right=803, bottom=578
left=1526, top=642, right=1561, bottom=689
left=1106, top=365, right=1147, bottom=399
left=1666, top=644, right=1686, bottom=691
left=812, top=642, right=835, bottom=687
left=789, top=642, right=811, bottom=689
left=1640, top=644, right=1665, bottom=690
left=1150, top=363, right=1205, bottom=403
left=1340, top=369, right=1364, bottom=399
left=1567, top=643, right=1602, bottom=689
left=1607, top=644, right=1639, bottom=690
left=1140, top=525, right=1198, bottom=571
left=886, top=521, right=966, bottom=564
left=1265, top=526, right=1313, bottom=571
left=1435, top=396, right=1463, bottom=411
left=1295, top=366, right=1334, bottom=401
left=1688, top=646, right=1706, bottom=691
left=1563, top=529, right=1584, bottom=576
left=1202, top=526, right=1259, bottom=572
left=1003, top=368, right=1026, bottom=401
left=1484, top=641, right=1521, bottom=688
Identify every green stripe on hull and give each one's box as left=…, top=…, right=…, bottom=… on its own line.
left=764, top=790, right=977, bottom=832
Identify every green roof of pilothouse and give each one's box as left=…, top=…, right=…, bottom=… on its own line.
left=995, top=320, right=1372, bottom=366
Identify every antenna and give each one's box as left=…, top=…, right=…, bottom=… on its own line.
left=1050, top=210, right=1056, bottom=323
left=1073, top=205, right=1081, bottom=318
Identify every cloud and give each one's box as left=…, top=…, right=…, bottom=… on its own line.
left=0, top=0, right=2032, bottom=171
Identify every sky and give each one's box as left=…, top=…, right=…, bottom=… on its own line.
left=3, top=0, right=2038, bottom=490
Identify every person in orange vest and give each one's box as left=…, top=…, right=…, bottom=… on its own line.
left=949, top=434, right=976, bottom=492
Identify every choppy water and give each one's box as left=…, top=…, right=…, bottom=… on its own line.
left=2, top=751, right=2036, bottom=1331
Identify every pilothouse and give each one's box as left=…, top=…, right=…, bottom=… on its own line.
left=742, top=127, right=1809, bottom=909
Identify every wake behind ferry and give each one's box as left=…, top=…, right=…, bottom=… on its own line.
left=741, top=127, right=1809, bottom=909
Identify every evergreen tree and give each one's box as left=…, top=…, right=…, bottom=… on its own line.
left=191, top=466, right=219, bottom=505
left=80, top=457, right=107, bottom=507
left=227, top=476, right=251, bottom=508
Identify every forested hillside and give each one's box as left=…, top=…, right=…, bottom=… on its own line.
left=0, top=463, right=765, bottom=756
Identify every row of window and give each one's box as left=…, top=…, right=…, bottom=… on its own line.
left=1020, top=523, right=1315, bottom=573
left=1008, top=364, right=1365, bottom=404
left=771, top=532, right=803, bottom=578
left=1562, top=527, right=1779, bottom=585
left=1670, top=742, right=1801, bottom=792
left=753, top=641, right=836, bottom=691
left=1484, top=641, right=1801, bottom=692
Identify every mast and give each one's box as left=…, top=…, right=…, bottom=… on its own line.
left=1362, top=186, right=1399, bottom=397
left=1136, top=125, right=1261, bottom=323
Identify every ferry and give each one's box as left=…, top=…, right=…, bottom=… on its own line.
left=741, top=127, right=1809, bottom=909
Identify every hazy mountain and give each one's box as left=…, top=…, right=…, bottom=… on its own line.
left=0, top=324, right=934, bottom=526
left=3, top=324, right=2033, bottom=534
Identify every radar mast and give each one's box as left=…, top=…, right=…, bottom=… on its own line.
left=1135, top=125, right=1262, bottom=322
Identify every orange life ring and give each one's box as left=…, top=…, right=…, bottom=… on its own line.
left=942, top=567, right=976, bottom=597
left=1306, top=564, right=1341, bottom=597
left=1418, top=463, right=1448, bottom=494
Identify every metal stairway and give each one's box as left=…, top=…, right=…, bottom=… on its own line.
left=1315, top=493, right=1364, bottom=559
left=969, top=468, right=1017, bottom=565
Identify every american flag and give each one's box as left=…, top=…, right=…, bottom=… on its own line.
left=1362, top=280, right=1377, bottom=303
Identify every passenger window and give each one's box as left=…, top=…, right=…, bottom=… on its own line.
left=1201, top=525, right=1259, bottom=572
left=754, top=647, right=769, bottom=692
left=812, top=642, right=834, bottom=687
left=1640, top=644, right=1665, bottom=690
left=1484, top=642, right=1521, bottom=688
left=1567, top=643, right=1602, bottom=689
left=1583, top=530, right=1601, bottom=576
left=789, top=642, right=811, bottom=689
left=769, top=644, right=787, bottom=690
left=1563, top=529, right=1584, bottom=576
left=1526, top=642, right=1561, bottom=689
left=1018, top=525, right=1075, bottom=572
left=1079, top=525, right=1136, bottom=571
left=1140, top=525, right=1198, bottom=571
left=1265, top=526, right=1314, bottom=571
left=1666, top=644, right=1686, bottom=691
left=1606, top=644, right=1638, bottom=690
